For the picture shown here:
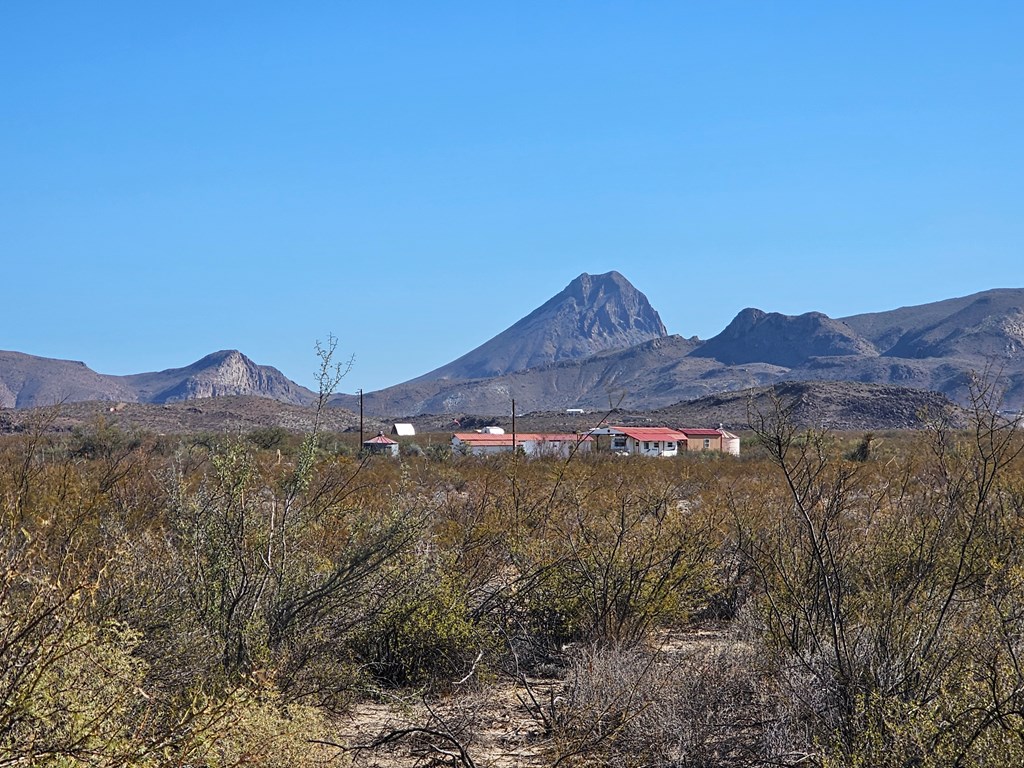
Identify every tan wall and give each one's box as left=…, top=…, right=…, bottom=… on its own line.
left=684, top=435, right=723, bottom=452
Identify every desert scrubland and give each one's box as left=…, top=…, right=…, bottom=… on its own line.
left=3, top=387, right=1024, bottom=767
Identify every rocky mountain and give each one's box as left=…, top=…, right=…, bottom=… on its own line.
left=339, top=285, right=1024, bottom=417
left=5, top=278, right=1024, bottom=421
left=0, top=349, right=314, bottom=409
left=842, top=289, right=1024, bottom=361
left=690, top=309, right=877, bottom=367
left=840, top=289, right=1024, bottom=354
left=413, top=271, right=668, bottom=381
left=121, top=350, right=314, bottom=405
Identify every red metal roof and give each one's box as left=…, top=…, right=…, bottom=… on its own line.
left=364, top=434, right=398, bottom=444
left=610, top=427, right=686, bottom=442
left=680, top=429, right=723, bottom=437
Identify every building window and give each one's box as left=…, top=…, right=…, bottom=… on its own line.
left=644, top=441, right=650, bottom=450
left=703, top=439, right=711, bottom=449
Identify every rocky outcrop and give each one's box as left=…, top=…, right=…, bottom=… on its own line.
left=882, top=298, right=1024, bottom=361
left=122, top=350, right=315, bottom=405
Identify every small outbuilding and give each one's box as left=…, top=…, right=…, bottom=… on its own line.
left=391, top=423, right=416, bottom=437
left=719, top=429, right=741, bottom=456
left=679, top=428, right=741, bottom=456
left=363, top=431, right=399, bottom=457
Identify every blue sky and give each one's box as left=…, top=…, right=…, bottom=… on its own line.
left=2, top=2, right=1021, bottom=393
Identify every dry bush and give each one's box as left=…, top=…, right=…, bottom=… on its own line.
left=734, top=380, right=1024, bottom=766
left=528, top=636, right=777, bottom=768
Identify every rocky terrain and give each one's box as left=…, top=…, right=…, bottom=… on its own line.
left=0, top=395, right=369, bottom=437
left=0, top=351, right=137, bottom=408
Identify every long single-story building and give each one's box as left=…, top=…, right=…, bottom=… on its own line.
left=589, top=426, right=740, bottom=457
left=587, top=426, right=687, bottom=457
left=451, top=432, right=593, bottom=458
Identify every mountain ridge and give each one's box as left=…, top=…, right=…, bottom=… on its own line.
left=3, top=279, right=1024, bottom=416
left=340, top=284, right=1024, bottom=415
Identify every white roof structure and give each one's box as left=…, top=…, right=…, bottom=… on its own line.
left=391, top=423, right=416, bottom=436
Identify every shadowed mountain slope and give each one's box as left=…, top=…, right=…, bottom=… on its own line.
left=413, top=271, right=667, bottom=381
left=333, top=335, right=778, bottom=416
left=0, top=351, right=135, bottom=408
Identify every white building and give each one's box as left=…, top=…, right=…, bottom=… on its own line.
left=589, top=426, right=740, bottom=457
left=588, top=427, right=687, bottom=457
left=451, top=432, right=592, bottom=458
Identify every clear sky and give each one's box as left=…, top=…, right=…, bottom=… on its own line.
left=2, top=2, right=1021, bottom=393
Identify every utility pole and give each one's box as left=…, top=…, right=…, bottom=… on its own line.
left=511, top=397, right=516, bottom=454
left=359, top=389, right=364, bottom=450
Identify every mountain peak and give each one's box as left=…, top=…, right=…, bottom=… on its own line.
left=187, top=349, right=246, bottom=368
left=125, top=351, right=314, bottom=405
left=415, top=271, right=668, bottom=381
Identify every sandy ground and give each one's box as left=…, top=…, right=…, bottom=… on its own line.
left=333, top=626, right=747, bottom=768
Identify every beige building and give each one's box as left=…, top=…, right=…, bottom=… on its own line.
left=680, top=428, right=740, bottom=455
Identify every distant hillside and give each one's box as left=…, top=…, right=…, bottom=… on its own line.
left=0, top=351, right=134, bottom=408
left=333, top=335, right=719, bottom=416
left=404, top=380, right=964, bottom=435
left=841, top=288, right=1024, bottom=355
left=0, top=349, right=314, bottom=409
left=649, top=381, right=963, bottom=432
left=413, top=271, right=667, bottom=381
